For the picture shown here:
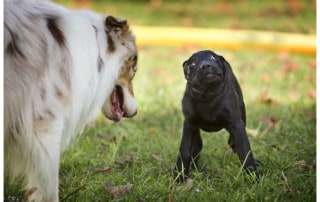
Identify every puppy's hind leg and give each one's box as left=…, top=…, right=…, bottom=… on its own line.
left=25, top=120, right=63, bottom=202
left=227, top=121, right=258, bottom=176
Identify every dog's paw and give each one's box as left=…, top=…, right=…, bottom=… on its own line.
left=173, top=170, right=188, bottom=183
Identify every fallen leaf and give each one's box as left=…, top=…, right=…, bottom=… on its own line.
left=148, top=0, right=162, bottom=9
left=260, top=116, right=279, bottom=129
left=295, top=160, right=316, bottom=170
left=105, top=182, right=133, bottom=199
left=282, top=188, right=295, bottom=194
left=108, top=135, right=117, bottom=143
left=310, top=60, right=316, bottom=69
left=125, top=153, right=134, bottom=164
left=185, top=178, right=194, bottom=191
left=207, top=3, right=234, bottom=15
left=256, top=90, right=279, bottom=105
left=281, top=60, right=298, bottom=75
left=94, top=167, right=113, bottom=174
left=288, top=0, right=302, bottom=16
left=308, top=89, right=316, bottom=100
left=151, top=154, right=161, bottom=161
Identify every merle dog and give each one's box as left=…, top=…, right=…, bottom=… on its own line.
left=174, top=50, right=258, bottom=181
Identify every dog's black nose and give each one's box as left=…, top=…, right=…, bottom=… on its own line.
left=199, top=61, right=212, bottom=70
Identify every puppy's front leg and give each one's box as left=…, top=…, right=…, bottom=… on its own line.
left=227, top=121, right=257, bottom=176
left=174, top=120, right=201, bottom=182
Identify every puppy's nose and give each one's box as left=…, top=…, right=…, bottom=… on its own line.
left=200, top=61, right=212, bottom=70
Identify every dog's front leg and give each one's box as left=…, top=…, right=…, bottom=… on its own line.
left=227, top=121, right=257, bottom=176
left=26, top=120, right=63, bottom=202
left=174, top=120, right=201, bottom=182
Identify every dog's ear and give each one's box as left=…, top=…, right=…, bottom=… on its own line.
left=105, top=16, right=128, bottom=34
left=182, top=60, right=188, bottom=68
left=218, top=55, right=230, bottom=79
left=218, top=55, right=226, bottom=63
left=183, top=60, right=191, bottom=79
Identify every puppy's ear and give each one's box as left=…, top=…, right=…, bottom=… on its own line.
left=182, top=60, right=188, bottom=68
left=218, top=55, right=226, bottom=63
left=182, top=60, right=191, bottom=80
left=218, top=55, right=230, bottom=79
left=105, top=16, right=128, bottom=34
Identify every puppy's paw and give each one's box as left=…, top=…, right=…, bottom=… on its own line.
left=173, top=169, right=188, bottom=183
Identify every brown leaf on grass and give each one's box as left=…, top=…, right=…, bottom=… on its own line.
left=207, top=3, right=234, bottom=15
left=185, top=178, right=194, bottom=191
left=125, top=153, right=134, bottom=164
left=256, top=90, right=278, bottom=105
left=308, top=89, right=316, bottom=100
left=115, top=153, right=134, bottom=169
left=282, top=188, right=296, bottom=194
left=94, top=167, right=113, bottom=174
left=295, top=160, right=316, bottom=170
left=281, top=60, right=298, bottom=75
left=310, top=60, right=316, bottom=69
left=148, top=0, right=162, bottom=9
left=151, top=154, right=161, bottom=161
left=287, top=0, right=302, bottom=16
left=108, top=135, right=117, bottom=143
left=105, top=181, right=133, bottom=199
left=260, top=116, right=279, bottom=129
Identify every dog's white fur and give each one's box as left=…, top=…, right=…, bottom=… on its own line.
left=4, top=0, right=137, bottom=201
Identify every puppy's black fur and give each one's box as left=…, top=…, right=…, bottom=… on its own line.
left=174, top=50, right=258, bottom=181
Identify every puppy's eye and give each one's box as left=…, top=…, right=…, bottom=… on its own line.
left=190, top=62, right=196, bottom=67
left=210, top=56, right=215, bottom=60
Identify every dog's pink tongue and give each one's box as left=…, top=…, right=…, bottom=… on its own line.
left=111, top=88, right=124, bottom=122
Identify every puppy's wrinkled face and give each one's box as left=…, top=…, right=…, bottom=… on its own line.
left=183, top=50, right=225, bottom=86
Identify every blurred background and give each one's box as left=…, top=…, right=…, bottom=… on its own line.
left=55, top=0, right=315, bottom=33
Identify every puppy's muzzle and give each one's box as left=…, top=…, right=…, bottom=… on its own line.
left=199, top=60, right=223, bottom=78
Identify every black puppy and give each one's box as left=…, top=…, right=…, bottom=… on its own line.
left=174, top=50, right=258, bottom=181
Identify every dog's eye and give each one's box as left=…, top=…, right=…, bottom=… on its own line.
left=190, top=62, right=196, bottom=67
left=210, top=56, right=215, bottom=60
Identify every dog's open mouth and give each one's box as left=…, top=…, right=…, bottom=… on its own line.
left=111, top=85, right=124, bottom=122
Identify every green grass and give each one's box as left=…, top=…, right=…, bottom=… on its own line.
left=4, top=0, right=316, bottom=201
